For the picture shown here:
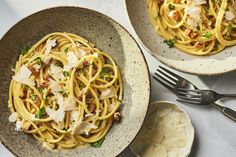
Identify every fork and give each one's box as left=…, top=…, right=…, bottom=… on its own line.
left=177, top=88, right=236, bottom=105
left=153, top=66, right=236, bottom=122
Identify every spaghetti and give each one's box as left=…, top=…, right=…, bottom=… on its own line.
left=148, top=0, right=236, bottom=55
left=8, top=32, right=123, bottom=149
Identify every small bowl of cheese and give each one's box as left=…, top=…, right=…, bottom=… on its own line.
left=130, top=101, right=194, bottom=157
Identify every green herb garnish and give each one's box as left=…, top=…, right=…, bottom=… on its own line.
left=91, top=137, right=105, bottom=148
left=168, top=4, right=175, bottom=10
left=55, top=60, right=64, bottom=68
left=30, top=94, right=37, bottom=101
left=35, top=107, right=46, bottom=119
left=101, top=68, right=110, bottom=78
left=37, top=87, right=45, bottom=93
left=163, top=39, right=175, bottom=48
left=63, top=71, right=69, bottom=77
left=226, top=23, right=233, bottom=37
left=203, top=32, right=212, bottom=38
left=21, top=46, right=30, bottom=55
left=64, top=47, right=69, bottom=53
left=34, top=57, right=42, bottom=65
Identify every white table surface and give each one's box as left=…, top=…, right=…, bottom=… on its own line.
left=1, top=0, right=236, bottom=157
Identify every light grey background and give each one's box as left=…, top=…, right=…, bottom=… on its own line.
left=0, top=0, right=236, bottom=157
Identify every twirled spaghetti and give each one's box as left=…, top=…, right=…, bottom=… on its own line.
left=149, top=0, right=236, bottom=55
left=8, top=32, right=123, bottom=149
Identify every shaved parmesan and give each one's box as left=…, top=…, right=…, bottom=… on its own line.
left=49, top=64, right=64, bottom=80
left=45, top=106, right=65, bottom=123
left=185, top=6, right=201, bottom=20
left=100, top=88, right=115, bottom=99
left=70, top=111, right=79, bottom=122
left=8, top=112, right=18, bottom=122
left=72, top=121, right=97, bottom=135
left=49, top=79, right=61, bottom=95
left=64, top=51, right=79, bottom=71
left=225, top=11, right=235, bottom=21
left=45, top=39, right=56, bottom=54
left=32, top=64, right=41, bottom=71
left=93, top=53, right=98, bottom=58
left=15, top=120, right=22, bottom=131
left=42, top=55, right=51, bottom=64
left=63, top=96, right=77, bottom=111
left=13, top=65, right=34, bottom=86
left=186, top=18, right=199, bottom=28
left=192, top=0, right=206, bottom=5
left=78, top=49, right=87, bottom=58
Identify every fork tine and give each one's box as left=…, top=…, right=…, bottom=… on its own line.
left=177, top=98, right=201, bottom=105
left=156, top=68, right=177, bottom=84
left=177, top=95, right=202, bottom=101
left=178, top=88, right=201, bottom=94
left=154, top=72, right=176, bottom=87
left=159, top=66, right=180, bottom=79
left=177, top=91, right=201, bottom=97
left=152, top=76, right=174, bottom=92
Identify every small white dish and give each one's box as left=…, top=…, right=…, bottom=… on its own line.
left=130, top=101, right=194, bottom=157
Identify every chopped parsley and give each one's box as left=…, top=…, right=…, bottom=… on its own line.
left=35, top=107, right=46, bottom=119
left=226, top=23, right=233, bottom=37
left=21, top=46, right=30, bottom=55
left=168, top=4, right=175, bottom=10
left=30, top=94, right=37, bottom=101
left=34, top=57, right=42, bottom=65
left=91, top=137, right=105, bottom=148
left=37, top=87, right=45, bottom=93
left=203, top=32, right=212, bottom=38
left=101, top=68, right=110, bottom=78
left=55, top=60, right=64, bottom=68
left=63, top=71, right=69, bottom=77
left=163, top=39, right=175, bottom=48
left=64, top=47, right=69, bottom=53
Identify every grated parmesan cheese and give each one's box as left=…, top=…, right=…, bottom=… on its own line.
left=45, top=39, right=57, bottom=54
left=49, top=79, right=61, bottom=95
left=185, top=6, right=201, bottom=20
left=64, top=51, right=79, bottom=71
left=49, top=64, right=64, bottom=80
left=192, top=0, right=206, bottom=5
left=32, top=64, right=41, bottom=71
left=15, top=120, right=22, bottom=131
left=225, top=11, right=235, bottom=21
left=45, top=104, right=65, bottom=123
left=100, top=88, right=115, bottom=99
left=8, top=112, right=18, bottom=122
left=78, top=49, right=87, bottom=58
left=70, top=111, right=79, bottom=122
left=13, top=65, right=34, bottom=86
left=72, top=121, right=97, bottom=135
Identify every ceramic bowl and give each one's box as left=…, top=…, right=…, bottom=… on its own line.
left=0, top=7, right=150, bottom=157
left=125, top=0, right=236, bottom=75
left=130, top=101, right=194, bottom=157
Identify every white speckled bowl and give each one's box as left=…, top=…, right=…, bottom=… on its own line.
left=130, top=101, right=195, bottom=157
left=125, top=0, right=236, bottom=75
left=0, top=7, right=150, bottom=157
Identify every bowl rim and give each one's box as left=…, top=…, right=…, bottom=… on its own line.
left=124, top=0, right=236, bottom=76
left=0, top=6, right=151, bottom=157
left=130, top=100, right=195, bottom=157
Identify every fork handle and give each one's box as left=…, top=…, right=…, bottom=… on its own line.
left=213, top=103, right=236, bottom=122
left=216, top=93, right=236, bottom=100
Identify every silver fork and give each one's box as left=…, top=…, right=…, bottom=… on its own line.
left=177, top=88, right=236, bottom=105
left=153, top=66, right=236, bottom=122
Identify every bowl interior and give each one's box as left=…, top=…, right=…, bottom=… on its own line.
left=125, top=0, right=236, bottom=75
left=0, top=7, right=150, bottom=157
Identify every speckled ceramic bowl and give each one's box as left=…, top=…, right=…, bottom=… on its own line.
left=125, top=0, right=236, bottom=75
left=0, top=7, right=150, bottom=157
